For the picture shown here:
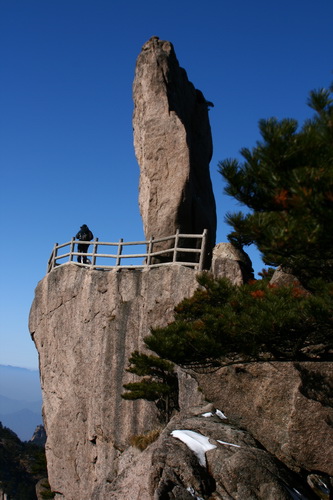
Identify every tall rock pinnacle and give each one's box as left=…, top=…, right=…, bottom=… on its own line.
left=133, top=36, right=217, bottom=267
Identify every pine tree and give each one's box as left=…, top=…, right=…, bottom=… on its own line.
left=218, top=85, right=333, bottom=285
left=122, top=352, right=179, bottom=422
left=142, top=273, right=333, bottom=370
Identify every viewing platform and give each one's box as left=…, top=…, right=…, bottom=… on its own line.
left=47, top=229, right=208, bottom=273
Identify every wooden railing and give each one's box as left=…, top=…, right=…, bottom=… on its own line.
left=47, top=229, right=208, bottom=273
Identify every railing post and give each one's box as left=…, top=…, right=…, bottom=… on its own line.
left=47, top=248, right=53, bottom=273
left=53, top=243, right=58, bottom=270
left=116, top=238, right=123, bottom=267
left=198, top=229, right=207, bottom=271
left=47, top=243, right=58, bottom=272
left=69, top=237, right=75, bottom=262
left=92, top=238, right=99, bottom=267
left=173, top=230, right=180, bottom=263
left=146, top=236, right=154, bottom=266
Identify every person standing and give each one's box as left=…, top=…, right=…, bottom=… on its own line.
left=76, top=224, right=94, bottom=263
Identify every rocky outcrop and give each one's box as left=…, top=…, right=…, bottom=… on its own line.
left=29, top=264, right=199, bottom=500
left=30, top=424, right=46, bottom=446
left=211, top=242, right=254, bottom=284
left=29, top=258, right=333, bottom=499
left=194, top=361, right=333, bottom=477
left=133, top=37, right=217, bottom=268
left=94, top=407, right=316, bottom=500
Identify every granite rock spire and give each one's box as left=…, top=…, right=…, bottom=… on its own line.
left=133, top=36, right=217, bottom=267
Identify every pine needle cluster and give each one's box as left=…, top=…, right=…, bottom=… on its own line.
left=122, top=352, right=179, bottom=422
left=143, top=274, right=332, bottom=370
left=219, top=85, right=333, bottom=285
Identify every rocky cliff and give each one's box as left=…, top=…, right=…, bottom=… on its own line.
left=28, top=35, right=332, bottom=499
left=29, top=264, right=199, bottom=499
left=29, top=260, right=332, bottom=499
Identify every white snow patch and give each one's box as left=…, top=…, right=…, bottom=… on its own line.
left=217, top=439, right=241, bottom=448
left=201, top=408, right=227, bottom=419
left=171, top=430, right=216, bottom=467
left=216, top=409, right=227, bottom=419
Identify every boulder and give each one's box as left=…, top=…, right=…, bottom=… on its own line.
left=211, top=242, right=254, bottom=283
left=36, top=479, right=52, bottom=500
left=194, top=361, right=333, bottom=477
left=133, top=36, right=217, bottom=268
left=270, top=267, right=305, bottom=287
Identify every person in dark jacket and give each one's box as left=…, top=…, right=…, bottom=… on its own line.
left=76, top=224, right=94, bottom=263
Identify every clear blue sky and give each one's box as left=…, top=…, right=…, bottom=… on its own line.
left=1, top=0, right=332, bottom=370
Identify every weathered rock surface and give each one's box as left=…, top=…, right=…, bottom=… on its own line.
left=94, top=407, right=314, bottom=499
left=29, top=264, right=199, bottom=500
left=194, top=361, right=333, bottom=477
left=133, top=36, right=217, bottom=267
left=270, top=267, right=300, bottom=286
left=29, top=257, right=332, bottom=498
left=211, top=242, right=254, bottom=284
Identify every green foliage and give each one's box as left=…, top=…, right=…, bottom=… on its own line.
left=143, top=274, right=333, bottom=370
left=122, top=352, right=179, bottom=422
left=125, top=351, right=175, bottom=377
left=41, top=490, right=56, bottom=499
left=218, top=85, right=333, bottom=284
left=0, top=422, right=49, bottom=500
left=40, top=480, right=55, bottom=499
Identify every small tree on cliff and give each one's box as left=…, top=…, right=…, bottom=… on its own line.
left=219, top=84, right=333, bottom=285
left=122, top=352, right=179, bottom=423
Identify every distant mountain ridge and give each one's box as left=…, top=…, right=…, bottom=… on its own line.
left=0, top=364, right=41, bottom=400
left=0, top=394, right=41, bottom=414
left=0, top=365, right=42, bottom=441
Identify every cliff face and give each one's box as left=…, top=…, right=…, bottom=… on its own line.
left=195, top=362, right=333, bottom=476
left=29, top=33, right=332, bottom=499
left=29, top=264, right=199, bottom=499
left=30, top=262, right=332, bottom=499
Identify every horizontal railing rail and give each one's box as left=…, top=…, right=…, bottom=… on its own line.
left=47, top=229, right=208, bottom=273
